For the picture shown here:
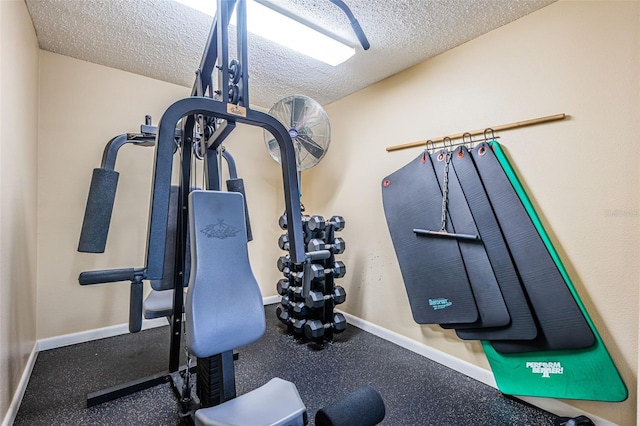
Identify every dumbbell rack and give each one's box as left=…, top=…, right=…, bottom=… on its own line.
left=276, top=214, right=347, bottom=343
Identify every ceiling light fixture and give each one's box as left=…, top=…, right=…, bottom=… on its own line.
left=175, top=0, right=356, bottom=66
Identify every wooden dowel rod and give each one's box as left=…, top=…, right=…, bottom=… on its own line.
left=385, top=113, right=567, bottom=152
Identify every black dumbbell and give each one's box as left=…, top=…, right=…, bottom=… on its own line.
left=276, top=278, right=290, bottom=295
left=276, top=305, right=307, bottom=335
left=308, top=237, right=345, bottom=254
left=309, top=261, right=346, bottom=280
left=276, top=278, right=304, bottom=298
left=307, top=215, right=345, bottom=232
left=308, top=215, right=346, bottom=232
left=305, top=286, right=347, bottom=309
left=328, top=215, right=345, bottom=231
left=277, top=255, right=290, bottom=272
left=278, top=234, right=290, bottom=251
left=304, top=313, right=347, bottom=339
left=282, top=267, right=304, bottom=282
left=278, top=213, right=310, bottom=230
left=281, top=295, right=309, bottom=317
left=278, top=213, right=288, bottom=230
left=306, top=215, right=326, bottom=232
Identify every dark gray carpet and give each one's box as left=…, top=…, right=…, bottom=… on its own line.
left=15, top=304, right=558, bottom=425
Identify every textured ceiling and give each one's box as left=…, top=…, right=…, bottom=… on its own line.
left=25, top=0, right=555, bottom=108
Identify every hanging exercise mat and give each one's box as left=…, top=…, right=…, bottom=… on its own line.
left=449, top=147, right=537, bottom=341
left=430, top=150, right=510, bottom=330
left=470, top=142, right=594, bottom=353
left=481, top=141, right=626, bottom=401
left=382, top=153, right=478, bottom=325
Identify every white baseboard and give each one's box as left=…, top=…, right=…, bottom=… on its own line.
left=38, top=296, right=280, bottom=352
left=2, top=342, right=38, bottom=426
left=338, top=310, right=618, bottom=426
left=337, top=310, right=496, bottom=387
left=262, top=295, right=281, bottom=305
left=37, top=317, right=168, bottom=352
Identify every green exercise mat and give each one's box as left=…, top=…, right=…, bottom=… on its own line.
left=482, top=141, right=627, bottom=402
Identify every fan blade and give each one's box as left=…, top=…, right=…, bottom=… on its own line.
left=290, top=97, right=307, bottom=128
left=267, top=137, right=278, bottom=148
left=297, top=134, right=325, bottom=159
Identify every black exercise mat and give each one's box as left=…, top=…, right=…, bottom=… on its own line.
left=450, top=146, right=538, bottom=341
left=470, top=143, right=595, bottom=353
left=430, top=150, right=510, bottom=330
left=382, top=153, right=478, bottom=324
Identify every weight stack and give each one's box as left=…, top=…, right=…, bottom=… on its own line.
left=197, top=355, right=223, bottom=408
left=276, top=213, right=347, bottom=344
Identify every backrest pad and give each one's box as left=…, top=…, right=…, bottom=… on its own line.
left=185, top=190, right=265, bottom=358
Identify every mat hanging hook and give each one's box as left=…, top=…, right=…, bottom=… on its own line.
left=483, top=128, right=496, bottom=142
left=425, top=139, right=435, bottom=155
left=422, top=139, right=435, bottom=163
left=442, top=136, right=453, bottom=153
left=462, top=132, right=474, bottom=149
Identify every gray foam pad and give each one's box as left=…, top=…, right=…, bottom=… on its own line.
left=226, top=178, right=252, bottom=242
left=194, top=378, right=306, bottom=426
left=382, top=153, right=478, bottom=325
left=430, top=151, right=510, bottom=330
left=470, top=143, right=595, bottom=353
left=151, top=185, right=192, bottom=291
left=143, top=289, right=184, bottom=319
left=78, top=168, right=119, bottom=253
left=186, top=190, right=265, bottom=358
left=451, top=146, right=538, bottom=341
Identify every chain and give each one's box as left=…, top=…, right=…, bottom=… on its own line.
left=181, top=313, right=193, bottom=402
left=439, top=150, right=452, bottom=232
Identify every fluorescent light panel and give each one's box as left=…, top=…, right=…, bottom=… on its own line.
left=175, top=0, right=355, bottom=66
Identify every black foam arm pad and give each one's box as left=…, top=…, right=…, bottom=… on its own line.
left=226, top=178, right=252, bottom=241
left=78, top=168, right=119, bottom=253
left=315, top=386, right=385, bottom=426
left=78, top=268, right=140, bottom=285
left=129, top=280, right=143, bottom=333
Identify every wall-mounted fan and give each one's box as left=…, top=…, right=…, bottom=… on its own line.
left=264, top=95, right=331, bottom=171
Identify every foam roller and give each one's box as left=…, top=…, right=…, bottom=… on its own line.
left=78, top=168, right=119, bottom=253
left=226, top=178, right=252, bottom=241
left=315, top=386, right=385, bottom=426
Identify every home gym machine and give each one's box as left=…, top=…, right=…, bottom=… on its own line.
left=78, top=0, right=384, bottom=424
left=78, top=0, right=303, bottom=408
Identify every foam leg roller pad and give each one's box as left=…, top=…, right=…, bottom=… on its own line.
left=129, top=280, right=143, bottom=333
left=226, top=178, right=252, bottom=241
left=315, top=386, right=385, bottom=426
left=78, top=168, right=119, bottom=253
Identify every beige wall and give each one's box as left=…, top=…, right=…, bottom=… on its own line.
left=37, top=52, right=189, bottom=337
left=306, top=1, right=639, bottom=424
left=0, top=0, right=39, bottom=421
left=4, top=0, right=638, bottom=424
left=37, top=51, right=285, bottom=339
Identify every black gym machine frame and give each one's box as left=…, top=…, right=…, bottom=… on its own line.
left=78, top=0, right=306, bottom=408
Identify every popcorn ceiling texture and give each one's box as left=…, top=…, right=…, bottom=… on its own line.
left=25, top=0, right=555, bottom=108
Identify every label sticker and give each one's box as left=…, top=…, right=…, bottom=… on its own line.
left=429, top=298, right=452, bottom=310
left=526, top=362, right=564, bottom=378
left=227, top=103, right=247, bottom=117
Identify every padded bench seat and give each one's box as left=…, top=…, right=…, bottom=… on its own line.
left=143, top=289, right=184, bottom=319
left=194, top=378, right=306, bottom=426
